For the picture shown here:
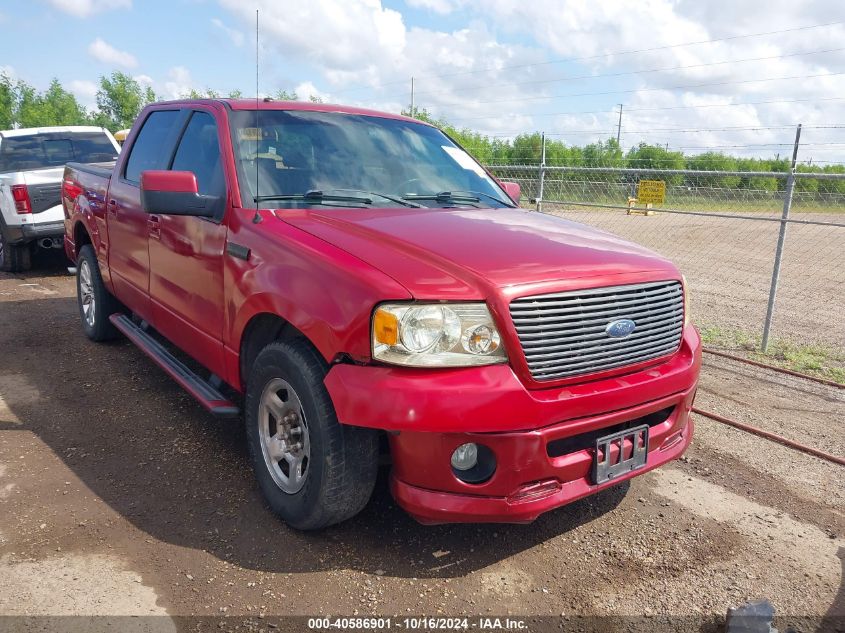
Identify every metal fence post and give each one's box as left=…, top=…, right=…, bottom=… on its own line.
left=761, top=124, right=801, bottom=353
left=536, top=132, right=546, bottom=212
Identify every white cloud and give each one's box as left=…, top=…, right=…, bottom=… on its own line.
left=221, top=0, right=407, bottom=72
left=405, top=0, right=459, bottom=14
left=87, top=37, right=138, bottom=68
left=163, top=66, right=194, bottom=99
left=46, top=0, right=131, bottom=18
left=293, top=81, right=329, bottom=102
left=68, top=79, right=98, bottom=109
left=221, top=0, right=544, bottom=118
left=211, top=17, right=245, bottom=47
left=213, top=0, right=845, bottom=161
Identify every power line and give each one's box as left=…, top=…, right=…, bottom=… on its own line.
left=470, top=125, right=845, bottom=136
left=412, top=70, right=845, bottom=109
left=446, top=96, right=845, bottom=124
left=407, top=46, right=845, bottom=100
left=330, top=19, right=845, bottom=96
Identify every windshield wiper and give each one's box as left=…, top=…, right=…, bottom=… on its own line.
left=402, top=190, right=514, bottom=207
left=255, top=189, right=423, bottom=208
left=452, top=190, right=516, bottom=207
left=255, top=190, right=373, bottom=206
left=328, top=189, right=423, bottom=208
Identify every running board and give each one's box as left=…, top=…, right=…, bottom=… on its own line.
left=109, top=314, right=240, bottom=419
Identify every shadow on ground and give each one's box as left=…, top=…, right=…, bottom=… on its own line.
left=0, top=295, right=628, bottom=579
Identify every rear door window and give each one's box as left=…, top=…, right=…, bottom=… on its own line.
left=124, top=110, right=182, bottom=183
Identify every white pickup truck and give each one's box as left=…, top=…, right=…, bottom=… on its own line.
left=0, top=126, right=120, bottom=272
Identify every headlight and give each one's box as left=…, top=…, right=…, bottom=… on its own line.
left=372, top=303, right=507, bottom=367
left=682, top=275, right=690, bottom=327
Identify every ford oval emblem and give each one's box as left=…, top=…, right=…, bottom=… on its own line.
left=605, top=318, right=636, bottom=338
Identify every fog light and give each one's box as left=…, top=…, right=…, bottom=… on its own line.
left=451, top=443, right=478, bottom=471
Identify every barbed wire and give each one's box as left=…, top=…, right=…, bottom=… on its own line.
left=405, top=70, right=845, bottom=109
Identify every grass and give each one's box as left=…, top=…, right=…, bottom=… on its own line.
left=698, top=324, right=845, bottom=385
left=540, top=195, right=845, bottom=215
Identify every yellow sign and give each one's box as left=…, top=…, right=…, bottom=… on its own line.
left=637, top=179, right=666, bottom=204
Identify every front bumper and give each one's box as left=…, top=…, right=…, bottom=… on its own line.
left=324, top=325, right=701, bottom=524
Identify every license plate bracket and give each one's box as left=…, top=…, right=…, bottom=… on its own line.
left=592, top=424, right=649, bottom=485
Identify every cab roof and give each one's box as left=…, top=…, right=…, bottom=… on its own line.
left=156, top=98, right=430, bottom=126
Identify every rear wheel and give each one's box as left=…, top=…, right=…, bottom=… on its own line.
left=245, top=339, right=379, bottom=530
left=0, top=230, right=31, bottom=273
left=76, top=245, right=119, bottom=341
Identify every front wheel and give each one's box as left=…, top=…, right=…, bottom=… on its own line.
left=245, top=339, right=379, bottom=530
left=76, top=245, right=120, bottom=341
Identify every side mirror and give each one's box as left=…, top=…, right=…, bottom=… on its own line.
left=140, top=170, right=221, bottom=217
left=500, top=181, right=521, bottom=204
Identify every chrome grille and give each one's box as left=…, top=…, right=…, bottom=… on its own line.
left=510, top=281, right=684, bottom=381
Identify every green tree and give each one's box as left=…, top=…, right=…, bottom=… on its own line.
left=0, top=74, right=14, bottom=130
left=39, top=79, right=89, bottom=126
left=794, top=164, right=820, bottom=193
left=94, top=71, right=152, bottom=131
left=508, top=133, right=544, bottom=165
left=736, top=158, right=779, bottom=191
left=626, top=143, right=684, bottom=184
left=818, top=164, right=845, bottom=195
left=15, top=80, right=47, bottom=128
left=186, top=88, right=221, bottom=99
left=583, top=138, right=623, bottom=168
left=685, top=152, right=740, bottom=188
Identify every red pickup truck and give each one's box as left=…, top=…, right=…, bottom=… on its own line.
left=63, top=99, right=700, bottom=530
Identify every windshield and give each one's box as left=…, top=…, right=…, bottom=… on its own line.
left=230, top=109, right=513, bottom=209
left=0, top=131, right=118, bottom=173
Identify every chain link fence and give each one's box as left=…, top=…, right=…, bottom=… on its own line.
left=485, top=163, right=845, bottom=359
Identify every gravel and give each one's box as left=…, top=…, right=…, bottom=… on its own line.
left=0, top=254, right=842, bottom=630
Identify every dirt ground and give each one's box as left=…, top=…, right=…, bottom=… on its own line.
left=543, top=206, right=845, bottom=350
left=0, top=255, right=843, bottom=633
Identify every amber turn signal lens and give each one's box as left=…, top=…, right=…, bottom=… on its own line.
left=373, top=308, right=399, bottom=346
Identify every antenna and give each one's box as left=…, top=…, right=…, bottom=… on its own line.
left=254, top=8, right=259, bottom=211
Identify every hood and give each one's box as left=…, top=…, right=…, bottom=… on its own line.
left=279, top=206, right=678, bottom=299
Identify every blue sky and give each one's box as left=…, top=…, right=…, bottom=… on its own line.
left=2, top=0, right=844, bottom=161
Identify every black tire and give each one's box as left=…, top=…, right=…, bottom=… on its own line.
left=76, top=244, right=120, bottom=341
left=245, top=339, right=379, bottom=530
left=0, top=230, right=32, bottom=273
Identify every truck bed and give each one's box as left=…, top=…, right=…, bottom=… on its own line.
left=66, top=161, right=115, bottom=179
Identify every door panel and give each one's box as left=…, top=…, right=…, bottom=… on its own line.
left=148, top=110, right=228, bottom=377
left=150, top=216, right=227, bottom=374
left=107, top=109, right=183, bottom=321
left=106, top=177, right=152, bottom=320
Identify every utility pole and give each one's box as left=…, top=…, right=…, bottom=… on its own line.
left=616, top=104, right=623, bottom=144
left=410, top=77, right=415, bottom=118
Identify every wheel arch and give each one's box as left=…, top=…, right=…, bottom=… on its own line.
left=68, top=195, right=100, bottom=262
left=238, top=312, right=313, bottom=391
left=73, top=219, right=92, bottom=253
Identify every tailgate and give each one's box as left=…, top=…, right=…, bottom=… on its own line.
left=27, top=182, right=62, bottom=214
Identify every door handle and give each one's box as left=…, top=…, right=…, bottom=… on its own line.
left=107, top=199, right=118, bottom=215
left=147, top=214, right=161, bottom=239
